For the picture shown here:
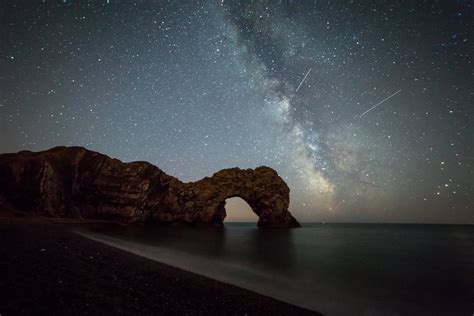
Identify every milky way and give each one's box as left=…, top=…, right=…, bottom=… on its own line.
left=1, top=0, right=472, bottom=223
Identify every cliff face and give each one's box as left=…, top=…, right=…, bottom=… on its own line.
left=0, top=147, right=300, bottom=228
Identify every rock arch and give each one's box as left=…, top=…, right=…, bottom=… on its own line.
left=0, top=147, right=301, bottom=228
left=171, top=167, right=300, bottom=227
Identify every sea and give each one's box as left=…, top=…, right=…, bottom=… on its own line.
left=79, top=223, right=474, bottom=316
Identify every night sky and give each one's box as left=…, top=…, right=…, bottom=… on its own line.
left=1, top=0, right=473, bottom=223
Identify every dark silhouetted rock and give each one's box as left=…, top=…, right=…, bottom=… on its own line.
left=0, top=146, right=300, bottom=227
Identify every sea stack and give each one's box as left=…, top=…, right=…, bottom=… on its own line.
left=0, top=146, right=300, bottom=228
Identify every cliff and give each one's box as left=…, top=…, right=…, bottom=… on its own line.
left=0, top=146, right=300, bottom=228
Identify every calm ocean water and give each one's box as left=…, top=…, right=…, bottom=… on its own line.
left=80, top=223, right=474, bottom=315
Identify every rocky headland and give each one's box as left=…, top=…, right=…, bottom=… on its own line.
left=0, top=146, right=300, bottom=227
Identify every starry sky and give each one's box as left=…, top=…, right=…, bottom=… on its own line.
left=1, top=0, right=473, bottom=223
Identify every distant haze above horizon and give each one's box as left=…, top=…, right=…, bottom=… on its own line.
left=1, top=1, right=472, bottom=224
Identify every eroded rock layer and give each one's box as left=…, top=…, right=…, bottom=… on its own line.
left=0, top=146, right=300, bottom=227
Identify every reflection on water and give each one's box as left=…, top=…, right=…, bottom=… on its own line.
left=85, top=223, right=296, bottom=273
left=80, top=223, right=474, bottom=316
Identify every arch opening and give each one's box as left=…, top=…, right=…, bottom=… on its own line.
left=223, top=197, right=259, bottom=223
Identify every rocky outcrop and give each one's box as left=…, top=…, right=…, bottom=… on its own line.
left=0, top=146, right=300, bottom=227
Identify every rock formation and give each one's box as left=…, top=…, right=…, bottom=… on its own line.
left=0, top=146, right=300, bottom=228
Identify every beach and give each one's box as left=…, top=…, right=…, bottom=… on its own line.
left=2, top=212, right=473, bottom=316
left=0, top=214, right=319, bottom=315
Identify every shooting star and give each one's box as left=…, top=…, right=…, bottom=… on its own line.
left=360, top=89, right=402, bottom=118
left=295, top=68, right=312, bottom=92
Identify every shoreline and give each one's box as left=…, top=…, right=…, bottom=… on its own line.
left=0, top=215, right=320, bottom=315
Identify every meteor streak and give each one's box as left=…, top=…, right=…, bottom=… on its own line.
left=295, top=68, right=312, bottom=92
left=360, top=89, right=402, bottom=118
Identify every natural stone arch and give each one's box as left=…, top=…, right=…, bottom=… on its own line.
left=174, top=167, right=301, bottom=227
left=223, top=196, right=259, bottom=222
left=0, top=146, right=301, bottom=228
